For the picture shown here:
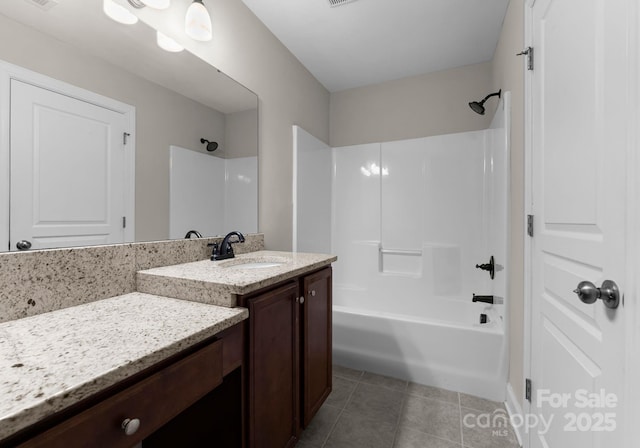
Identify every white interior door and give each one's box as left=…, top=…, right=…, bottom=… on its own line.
left=529, top=0, right=629, bottom=446
left=10, top=79, right=128, bottom=250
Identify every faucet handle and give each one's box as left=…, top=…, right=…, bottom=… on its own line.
left=207, top=243, right=219, bottom=260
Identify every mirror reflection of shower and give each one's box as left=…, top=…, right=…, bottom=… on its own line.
left=200, top=138, right=219, bottom=152
left=469, top=89, right=502, bottom=115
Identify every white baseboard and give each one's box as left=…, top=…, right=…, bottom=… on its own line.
left=505, top=382, right=525, bottom=447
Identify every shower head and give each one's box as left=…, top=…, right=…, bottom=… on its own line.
left=468, top=89, right=502, bottom=115
left=200, top=138, right=219, bottom=152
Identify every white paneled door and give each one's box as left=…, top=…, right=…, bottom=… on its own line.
left=10, top=80, right=128, bottom=251
left=529, top=0, right=630, bottom=446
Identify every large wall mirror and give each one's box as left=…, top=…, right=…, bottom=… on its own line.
left=0, top=0, right=258, bottom=253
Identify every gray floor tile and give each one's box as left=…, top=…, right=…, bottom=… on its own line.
left=333, top=364, right=364, bottom=380
left=324, top=411, right=396, bottom=448
left=299, top=404, right=341, bottom=447
left=394, top=426, right=462, bottom=448
left=361, top=372, right=408, bottom=392
left=460, top=393, right=505, bottom=412
left=459, top=393, right=505, bottom=413
left=462, top=416, right=519, bottom=448
left=399, top=395, right=462, bottom=444
left=407, top=383, right=459, bottom=404
left=326, top=376, right=358, bottom=409
left=344, top=382, right=405, bottom=425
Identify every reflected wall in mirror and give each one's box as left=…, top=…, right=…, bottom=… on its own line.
left=0, top=0, right=258, bottom=252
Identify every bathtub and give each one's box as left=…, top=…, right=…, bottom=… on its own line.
left=332, top=292, right=508, bottom=401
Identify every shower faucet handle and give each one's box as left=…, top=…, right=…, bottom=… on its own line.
left=472, top=294, right=495, bottom=304
left=475, top=255, right=495, bottom=280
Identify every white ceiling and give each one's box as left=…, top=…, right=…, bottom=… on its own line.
left=241, top=0, right=510, bottom=92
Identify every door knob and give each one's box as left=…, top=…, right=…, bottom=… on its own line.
left=573, top=280, right=620, bottom=309
left=16, top=240, right=32, bottom=251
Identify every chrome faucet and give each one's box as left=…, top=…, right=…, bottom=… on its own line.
left=209, top=231, right=245, bottom=261
left=184, top=230, right=203, bottom=239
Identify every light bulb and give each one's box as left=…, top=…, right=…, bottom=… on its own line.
left=141, top=0, right=170, bottom=10
left=157, top=31, right=184, bottom=52
left=103, top=0, right=138, bottom=25
left=185, top=0, right=212, bottom=42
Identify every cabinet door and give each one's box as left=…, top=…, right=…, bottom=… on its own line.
left=248, top=282, right=300, bottom=448
left=302, top=267, right=332, bottom=427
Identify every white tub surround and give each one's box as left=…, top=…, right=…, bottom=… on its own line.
left=137, top=250, right=337, bottom=307
left=0, top=293, right=248, bottom=441
left=294, top=95, right=510, bottom=402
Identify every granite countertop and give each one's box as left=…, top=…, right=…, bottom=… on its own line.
left=0, top=293, right=248, bottom=441
left=137, top=250, right=337, bottom=307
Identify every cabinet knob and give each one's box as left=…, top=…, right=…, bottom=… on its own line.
left=298, top=296, right=305, bottom=304
left=309, top=290, right=316, bottom=297
left=121, top=418, right=141, bottom=436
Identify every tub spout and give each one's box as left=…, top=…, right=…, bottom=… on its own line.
left=472, top=294, right=494, bottom=304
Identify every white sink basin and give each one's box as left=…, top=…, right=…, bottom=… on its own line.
left=225, top=261, right=285, bottom=270
left=218, top=256, right=290, bottom=270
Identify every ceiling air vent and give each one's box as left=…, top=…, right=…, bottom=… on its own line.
left=23, top=0, right=59, bottom=11
left=328, top=0, right=358, bottom=7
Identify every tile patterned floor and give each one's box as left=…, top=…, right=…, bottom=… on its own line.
left=297, top=365, right=520, bottom=448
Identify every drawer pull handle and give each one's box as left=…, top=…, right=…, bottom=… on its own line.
left=297, top=296, right=305, bottom=304
left=121, top=418, right=141, bottom=436
left=310, top=290, right=316, bottom=297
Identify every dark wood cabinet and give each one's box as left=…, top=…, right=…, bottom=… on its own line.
left=241, top=267, right=332, bottom=448
left=301, top=267, right=332, bottom=427
left=7, top=324, right=244, bottom=448
left=246, top=281, right=300, bottom=448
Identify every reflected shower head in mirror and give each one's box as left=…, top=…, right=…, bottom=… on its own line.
left=468, top=89, right=502, bottom=115
left=200, top=138, right=219, bottom=152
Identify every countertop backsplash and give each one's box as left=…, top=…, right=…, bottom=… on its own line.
left=0, top=234, right=264, bottom=323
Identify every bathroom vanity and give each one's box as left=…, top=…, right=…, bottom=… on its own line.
left=0, top=244, right=335, bottom=448
left=240, top=266, right=332, bottom=448
left=0, top=294, right=247, bottom=447
left=137, top=250, right=335, bottom=448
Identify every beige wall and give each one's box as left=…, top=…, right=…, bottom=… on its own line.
left=132, top=0, right=330, bottom=251
left=225, top=109, right=259, bottom=159
left=0, top=14, right=227, bottom=243
left=490, top=0, right=525, bottom=406
left=329, top=62, right=493, bottom=146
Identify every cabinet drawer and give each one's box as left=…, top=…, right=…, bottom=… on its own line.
left=20, top=340, right=223, bottom=448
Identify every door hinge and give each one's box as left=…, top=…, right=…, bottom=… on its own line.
left=123, top=132, right=131, bottom=145
left=517, top=47, right=534, bottom=71
left=122, top=216, right=126, bottom=229
left=527, top=214, right=534, bottom=237
left=526, top=378, right=532, bottom=402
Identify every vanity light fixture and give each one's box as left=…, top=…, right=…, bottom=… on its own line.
left=140, top=0, right=170, bottom=9
left=103, top=0, right=213, bottom=46
left=157, top=31, right=184, bottom=52
left=185, top=0, right=213, bottom=42
left=103, top=0, right=139, bottom=25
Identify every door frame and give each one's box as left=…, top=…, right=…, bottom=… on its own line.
left=522, top=1, right=639, bottom=447
left=0, top=59, right=136, bottom=251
